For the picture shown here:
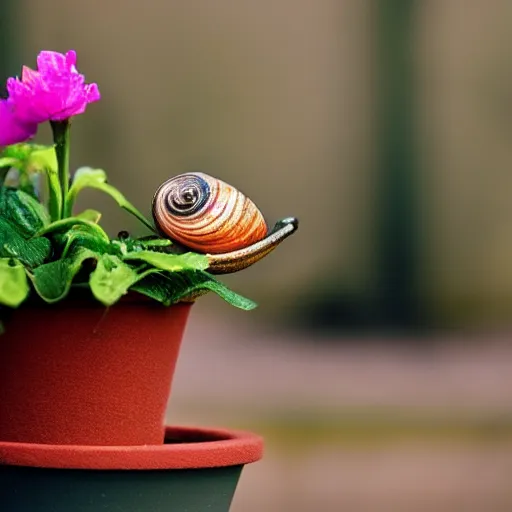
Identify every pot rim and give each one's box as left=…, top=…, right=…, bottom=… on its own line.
left=0, top=426, right=263, bottom=470
left=11, top=289, right=191, bottom=310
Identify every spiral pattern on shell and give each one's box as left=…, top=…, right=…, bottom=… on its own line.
left=152, top=172, right=268, bottom=254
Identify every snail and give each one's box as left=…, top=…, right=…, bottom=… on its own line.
left=152, top=172, right=298, bottom=274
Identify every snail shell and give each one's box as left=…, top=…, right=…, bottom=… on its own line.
left=152, top=172, right=267, bottom=254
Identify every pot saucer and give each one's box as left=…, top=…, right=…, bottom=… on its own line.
left=0, top=426, right=263, bottom=470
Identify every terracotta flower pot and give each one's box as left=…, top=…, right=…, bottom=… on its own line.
left=0, top=294, right=192, bottom=446
left=0, top=425, right=263, bottom=512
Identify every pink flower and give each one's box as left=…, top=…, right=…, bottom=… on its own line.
left=0, top=99, right=37, bottom=146
left=5, top=50, right=100, bottom=129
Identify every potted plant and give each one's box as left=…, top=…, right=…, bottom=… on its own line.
left=0, top=50, right=298, bottom=511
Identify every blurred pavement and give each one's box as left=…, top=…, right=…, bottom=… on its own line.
left=166, top=306, right=512, bottom=511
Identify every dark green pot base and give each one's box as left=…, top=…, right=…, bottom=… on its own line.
left=0, top=426, right=263, bottom=512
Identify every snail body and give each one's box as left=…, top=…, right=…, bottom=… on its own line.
left=206, top=217, right=298, bottom=274
left=152, top=172, right=298, bottom=274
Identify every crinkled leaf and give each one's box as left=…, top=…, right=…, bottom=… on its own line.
left=36, top=217, right=109, bottom=243
left=132, top=270, right=257, bottom=310
left=61, top=225, right=111, bottom=258
left=0, top=258, right=29, bottom=307
left=57, top=212, right=106, bottom=257
left=67, top=167, right=154, bottom=231
left=9, top=237, right=52, bottom=268
left=0, top=188, right=50, bottom=237
left=16, top=189, right=50, bottom=229
left=29, top=248, right=98, bottom=303
left=29, top=260, right=68, bottom=302
left=0, top=217, right=51, bottom=267
left=123, top=250, right=209, bottom=272
left=89, top=254, right=158, bottom=306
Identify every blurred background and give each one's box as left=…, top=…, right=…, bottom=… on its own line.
left=3, top=0, right=512, bottom=510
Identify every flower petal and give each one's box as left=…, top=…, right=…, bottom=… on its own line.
left=0, top=100, right=37, bottom=146
left=21, top=66, right=40, bottom=84
left=65, top=50, right=77, bottom=68
left=85, top=83, right=101, bottom=103
left=7, top=77, right=52, bottom=124
left=36, top=51, right=69, bottom=75
left=4, top=50, right=100, bottom=127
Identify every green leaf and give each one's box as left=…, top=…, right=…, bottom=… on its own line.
left=53, top=211, right=106, bottom=258
left=29, top=260, right=68, bottom=302
left=132, top=270, right=257, bottom=310
left=0, top=188, right=50, bottom=237
left=0, top=258, right=30, bottom=307
left=0, top=157, right=18, bottom=168
left=67, top=167, right=155, bottom=231
left=89, top=254, right=158, bottom=306
left=60, top=225, right=111, bottom=258
left=17, top=189, right=51, bottom=229
left=0, top=218, right=51, bottom=267
left=138, top=238, right=172, bottom=248
left=36, top=217, right=110, bottom=243
left=27, top=146, right=61, bottom=222
left=130, top=272, right=196, bottom=305
left=29, top=248, right=98, bottom=303
left=0, top=159, right=17, bottom=187
left=199, top=276, right=258, bottom=310
left=12, top=237, right=52, bottom=268
left=0, top=144, right=61, bottom=221
left=26, top=145, right=58, bottom=173
left=76, top=209, right=102, bottom=223
left=17, top=171, right=39, bottom=199
left=0, top=158, right=18, bottom=186
left=1, top=143, right=50, bottom=163
left=110, top=236, right=171, bottom=255
left=122, top=250, right=209, bottom=272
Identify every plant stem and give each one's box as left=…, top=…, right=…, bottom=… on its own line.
left=50, top=119, right=71, bottom=219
